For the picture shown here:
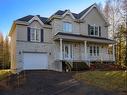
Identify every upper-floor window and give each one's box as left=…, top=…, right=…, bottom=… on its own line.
left=27, top=27, right=43, bottom=42
left=63, top=22, right=72, bottom=32
left=88, top=24, right=101, bottom=37
left=30, top=28, right=41, bottom=42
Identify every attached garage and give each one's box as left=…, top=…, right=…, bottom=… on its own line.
left=23, top=52, right=48, bottom=70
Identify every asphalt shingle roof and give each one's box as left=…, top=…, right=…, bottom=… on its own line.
left=78, top=4, right=94, bottom=18
left=54, top=10, right=65, bottom=15
left=16, top=15, right=49, bottom=24
left=16, top=4, right=95, bottom=23
left=16, top=15, right=34, bottom=22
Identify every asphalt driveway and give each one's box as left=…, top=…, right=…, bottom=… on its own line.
left=0, top=70, right=122, bottom=95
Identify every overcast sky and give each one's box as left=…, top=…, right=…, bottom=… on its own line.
left=0, top=0, right=104, bottom=37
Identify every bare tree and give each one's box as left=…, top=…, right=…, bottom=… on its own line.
left=103, top=0, right=123, bottom=39
left=97, top=2, right=103, bottom=12
left=121, top=0, right=127, bottom=66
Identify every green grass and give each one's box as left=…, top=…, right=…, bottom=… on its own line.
left=75, top=71, right=127, bottom=91
left=0, top=70, right=12, bottom=81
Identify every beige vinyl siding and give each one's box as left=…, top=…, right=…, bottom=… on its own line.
left=15, top=21, right=55, bottom=71
left=16, top=25, right=28, bottom=41
left=81, top=8, right=108, bottom=38
left=52, top=15, right=80, bottom=36
left=16, top=21, right=52, bottom=43
left=10, top=7, right=112, bottom=72
left=52, top=8, right=108, bottom=38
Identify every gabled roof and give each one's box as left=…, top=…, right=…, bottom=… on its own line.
left=16, top=15, right=34, bottom=22
left=72, top=13, right=79, bottom=19
left=54, top=10, right=65, bottom=15
left=51, top=4, right=94, bottom=19
left=15, top=3, right=107, bottom=24
left=78, top=4, right=94, bottom=18
left=16, top=15, right=49, bottom=24
left=53, top=10, right=78, bottom=19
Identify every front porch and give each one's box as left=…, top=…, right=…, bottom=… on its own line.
left=55, top=40, right=115, bottom=62
left=54, top=33, right=115, bottom=63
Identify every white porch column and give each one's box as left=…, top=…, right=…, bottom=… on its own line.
left=112, top=44, right=115, bottom=61
left=84, top=41, right=87, bottom=60
left=60, top=39, right=63, bottom=60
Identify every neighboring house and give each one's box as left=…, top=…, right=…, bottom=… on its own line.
left=9, top=3, right=115, bottom=72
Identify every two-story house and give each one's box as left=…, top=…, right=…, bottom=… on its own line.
left=9, top=3, right=115, bottom=72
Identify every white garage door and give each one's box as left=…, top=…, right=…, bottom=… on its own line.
left=23, top=53, right=48, bottom=70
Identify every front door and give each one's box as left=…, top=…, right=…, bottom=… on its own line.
left=63, top=44, right=73, bottom=60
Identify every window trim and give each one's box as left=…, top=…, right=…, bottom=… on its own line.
left=30, top=27, right=41, bottom=42
left=88, top=24, right=101, bottom=37
left=89, top=45, right=100, bottom=56
left=63, top=22, right=73, bottom=33
left=63, top=44, right=73, bottom=60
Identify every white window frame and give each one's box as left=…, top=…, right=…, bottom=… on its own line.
left=63, top=22, right=72, bottom=33
left=30, top=28, right=41, bottom=42
left=89, top=45, right=100, bottom=56
left=89, top=24, right=100, bottom=37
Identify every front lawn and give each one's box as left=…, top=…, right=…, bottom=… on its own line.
left=75, top=71, right=127, bottom=91
left=0, top=70, right=12, bottom=81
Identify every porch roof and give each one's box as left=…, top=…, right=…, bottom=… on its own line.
left=54, top=32, right=115, bottom=44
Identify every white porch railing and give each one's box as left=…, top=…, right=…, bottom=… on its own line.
left=84, top=53, right=114, bottom=61
left=55, top=52, right=114, bottom=61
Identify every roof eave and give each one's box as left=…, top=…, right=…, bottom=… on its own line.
left=14, top=20, right=29, bottom=25
left=54, top=33, right=115, bottom=44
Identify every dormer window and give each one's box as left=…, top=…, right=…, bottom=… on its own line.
left=63, top=22, right=72, bottom=32
left=88, top=24, right=101, bottom=37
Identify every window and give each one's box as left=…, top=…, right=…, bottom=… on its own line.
left=30, top=28, right=41, bottom=42
left=90, top=46, right=92, bottom=56
left=63, top=22, right=72, bottom=32
left=89, top=46, right=99, bottom=56
left=97, top=46, right=99, bottom=56
left=88, top=24, right=101, bottom=36
left=90, top=26, right=94, bottom=35
left=95, top=27, right=98, bottom=35
left=93, top=46, right=96, bottom=56
left=36, top=29, right=41, bottom=41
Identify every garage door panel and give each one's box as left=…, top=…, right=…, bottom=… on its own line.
left=23, top=53, right=48, bottom=70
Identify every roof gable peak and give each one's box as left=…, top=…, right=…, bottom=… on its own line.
left=28, top=15, right=44, bottom=25
left=62, top=9, right=75, bottom=19
left=79, top=3, right=108, bottom=24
